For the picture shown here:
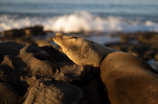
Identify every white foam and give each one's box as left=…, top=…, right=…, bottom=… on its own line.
left=0, top=11, right=158, bottom=33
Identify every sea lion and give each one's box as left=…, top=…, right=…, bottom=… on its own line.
left=53, top=33, right=116, bottom=67
left=53, top=33, right=158, bottom=104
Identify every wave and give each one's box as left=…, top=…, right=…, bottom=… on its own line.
left=0, top=11, right=158, bottom=33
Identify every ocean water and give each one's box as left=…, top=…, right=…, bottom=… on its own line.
left=0, top=0, right=158, bottom=33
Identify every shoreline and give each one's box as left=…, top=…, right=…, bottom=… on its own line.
left=0, top=25, right=158, bottom=63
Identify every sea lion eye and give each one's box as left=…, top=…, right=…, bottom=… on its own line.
left=70, top=36, right=77, bottom=39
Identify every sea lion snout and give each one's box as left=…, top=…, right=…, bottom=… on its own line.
left=53, top=33, right=62, bottom=40
left=53, top=33, right=65, bottom=44
left=55, top=32, right=63, bottom=37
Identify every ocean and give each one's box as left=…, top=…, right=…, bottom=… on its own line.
left=0, top=0, right=158, bottom=33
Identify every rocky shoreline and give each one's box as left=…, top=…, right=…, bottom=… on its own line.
left=0, top=26, right=158, bottom=63
left=105, top=32, right=158, bottom=62
left=0, top=26, right=158, bottom=103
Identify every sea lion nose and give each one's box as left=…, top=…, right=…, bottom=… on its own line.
left=53, top=33, right=62, bottom=40
left=53, top=33, right=65, bottom=41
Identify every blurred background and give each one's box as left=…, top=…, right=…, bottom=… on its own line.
left=0, top=0, right=158, bottom=33
left=0, top=0, right=158, bottom=63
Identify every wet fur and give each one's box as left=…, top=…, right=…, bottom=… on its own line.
left=100, top=52, right=158, bottom=104
left=53, top=33, right=158, bottom=104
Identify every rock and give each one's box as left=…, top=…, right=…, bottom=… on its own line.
left=55, top=64, right=90, bottom=84
left=134, top=32, right=158, bottom=50
left=0, top=42, right=24, bottom=56
left=0, top=57, right=21, bottom=88
left=1, top=26, right=46, bottom=40
left=0, top=82, right=22, bottom=104
left=0, top=42, right=93, bottom=103
left=13, top=38, right=35, bottom=46
left=105, top=32, right=158, bottom=63
left=127, top=45, right=149, bottom=59
left=154, top=53, right=158, bottom=61
left=23, top=26, right=46, bottom=36
left=2, top=29, right=24, bottom=39
left=143, top=50, right=156, bottom=61
left=1, top=26, right=46, bottom=46
left=105, top=42, right=129, bottom=52
left=39, top=46, right=71, bottom=63
left=18, top=45, right=59, bottom=79
left=24, top=80, right=83, bottom=104
left=79, top=79, right=110, bottom=104
left=120, top=34, right=130, bottom=43
left=35, top=39, right=52, bottom=47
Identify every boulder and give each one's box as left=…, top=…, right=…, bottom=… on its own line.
left=79, top=79, right=110, bottom=104
left=0, top=42, right=24, bottom=56
left=24, top=80, right=83, bottom=104
left=0, top=82, right=22, bottom=104
left=0, top=42, right=96, bottom=103
left=154, top=53, right=158, bottom=61
left=35, top=39, right=52, bottom=47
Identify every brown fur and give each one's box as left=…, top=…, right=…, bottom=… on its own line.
left=53, top=33, right=158, bottom=104
left=100, top=52, right=158, bottom=104
left=53, top=33, right=116, bottom=67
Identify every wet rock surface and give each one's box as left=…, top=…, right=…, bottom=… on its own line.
left=0, top=26, right=47, bottom=46
left=106, top=32, right=158, bottom=62
left=0, top=27, right=158, bottom=104
left=0, top=42, right=104, bottom=104
left=1, top=26, right=45, bottom=39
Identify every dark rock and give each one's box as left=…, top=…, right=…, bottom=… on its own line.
left=1, top=26, right=46, bottom=41
left=0, top=42, right=96, bottom=103
left=0, top=82, right=22, bottom=104
left=106, top=32, right=158, bottom=62
left=135, top=32, right=158, bottom=49
left=23, top=26, right=46, bottom=36
left=39, top=46, right=71, bottom=63
left=24, top=80, right=83, bottom=104
left=127, top=45, right=150, bottom=59
left=143, top=50, right=156, bottom=61
left=0, top=60, right=21, bottom=88
left=105, top=42, right=130, bottom=52
left=35, top=39, right=52, bottom=47
left=154, top=53, right=158, bottom=61
left=2, top=29, right=25, bottom=39
left=79, top=79, right=110, bottom=104
left=0, top=42, right=24, bottom=56
left=18, top=45, right=59, bottom=79
left=0, top=26, right=47, bottom=46
left=120, top=34, right=131, bottom=43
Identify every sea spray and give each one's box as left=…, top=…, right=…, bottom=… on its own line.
left=0, top=11, right=158, bottom=33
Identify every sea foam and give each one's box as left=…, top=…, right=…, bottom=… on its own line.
left=0, top=11, right=158, bottom=33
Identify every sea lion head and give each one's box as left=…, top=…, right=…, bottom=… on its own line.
left=53, top=33, right=108, bottom=67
